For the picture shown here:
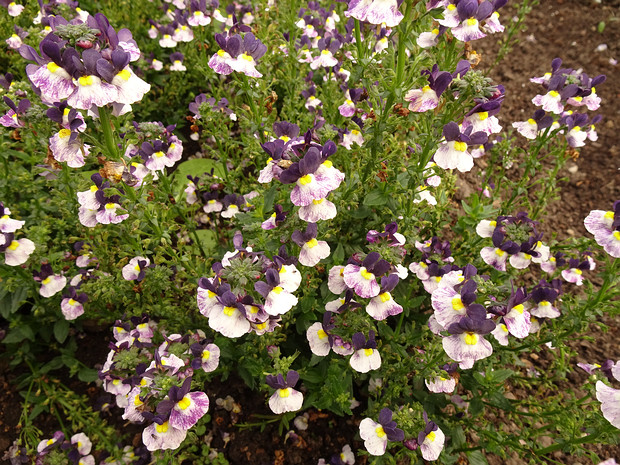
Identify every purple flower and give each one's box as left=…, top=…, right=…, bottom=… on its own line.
left=266, top=371, right=304, bottom=414
left=359, top=408, right=404, bottom=456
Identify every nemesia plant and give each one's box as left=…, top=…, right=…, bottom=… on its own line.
left=0, top=0, right=619, bottom=463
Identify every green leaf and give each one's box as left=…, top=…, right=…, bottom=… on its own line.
left=28, top=403, right=49, bottom=421
left=597, top=21, right=605, bottom=33
left=53, top=319, right=70, bottom=344
left=467, top=450, right=489, bottom=465
left=333, top=243, right=345, bottom=263
left=194, top=229, right=217, bottom=253
left=263, top=184, right=277, bottom=214
left=363, top=190, right=388, bottom=206
left=78, top=367, right=99, bottom=383
left=348, top=206, right=372, bottom=219
left=489, top=369, right=514, bottom=384
left=2, top=325, right=34, bottom=344
left=174, top=159, right=226, bottom=187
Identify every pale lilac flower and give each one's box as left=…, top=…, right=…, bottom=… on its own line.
left=359, top=408, right=404, bottom=456
left=584, top=202, right=620, bottom=258
left=345, top=0, right=404, bottom=27
left=349, top=331, right=381, bottom=373
left=596, top=381, right=620, bottom=429
left=142, top=421, right=187, bottom=451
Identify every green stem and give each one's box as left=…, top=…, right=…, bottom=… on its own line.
left=98, top=106, right=119, bottom=160
left=354, top=20, right=364, bottom=61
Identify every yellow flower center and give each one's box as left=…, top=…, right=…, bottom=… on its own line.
left=306, top=238, right=318, bottom=248
left=217, top=49, right=227, bottom=57
left=58, top=128, right=72, bottom=138
left=478, top=111, right=489, bottom=120
left=422, top=85, right=432, bottom=92
left=134, top=395, right=143, bottom=406
left=363, top=348, right=374, bottom=356
left=47, top=62, right=60, bottom=73
left=154, top=151, right=165, bottom=158
left=321, top=49, right=330, bottom=55
left=604, top=211, right=614, bottom=220
left=241, top=53, right=254, bottom=62
left=549, top=90, right=560, bottom=98
left=299, top=174, right=313, bottom=185
left=155, top=421, right=169, bottom=433
left=278, top=388, right=291, bottom=398
left=312, top=198, right=325, bottom=205
left=272, top=286, right=283, bottom=294
left=451, top=296, right=465, bottom=311
left=495, top=248, right=506, bottom=256
left=539, top=300, right=550, bottom=307
left=379, top=292, right=391, bottom=303
left=375, top=426, right=386, bottom=437
left=78, top=75, right=95, bottom=86
left=613, top=231, right=620, bottom=241
left=207, top=290, right=216, bottom=298
left=223, top=306, right=236, bottom=316
left=256, top=322, right=267, bottom=330
left=68, top=298, right=77, bottom=306
left=454, top=141, right=467, bottom=152
left=351, top=129, right=360, bottom=136
left=279, top=135, right=290, bottom=142
left=464, top=332, right=478, bottom=345
left=466, top=18, right=478, bottom=26
left=177, top=396, right=191, bottom=410
left=432, top=28, right=439, bottom=34
left=105, top=203, right=116, bottom=210
left=360, top=267, right=374, bottom=280
left=512, top=304, right=524, bottom=314
left=574, top=269, right=583, bottom=275
left=317, top=329, right=327, bottom=339
left=426, top=431, right=436, bottom=442
left=42, top=277, right=51, bottom=285
left=116, top=69, right=131, bottom=81
left=322, top=160, right=333, bottom=168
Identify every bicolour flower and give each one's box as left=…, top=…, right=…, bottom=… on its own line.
left=306, top=315, right=333, bottom=356
left=1, top=97, right=29, bottom=128
left=443, top=308, right=495, bottom=369
left=210, top=32, right=267, bottom=78
left=310, top=39, right=340, bottom=70
left=2, top=237, right=35, bottom=266
left=366, top=274, right=403, bottom=321
left=122, top=256, right=151, bottom=281
left=434, top=122, right=487, bottom=172
left=142, top=421, right=187, bottom=451
left=94, top=191, right=128, bottom=225
left=417, top=28, right=441, bottom=48
left=292, top=223, right=330, bottom=267
left=343, top=252, right=391, bottom=298
left=529, top=280, right=562, bottom=319
left=584, top=201, right=620, bottom=258
left=255, top=268, right=298, bottom=316
left=359, top=408, right=404, bottom=456
left=502, top=288, right=531, bottom=339
left=512, top=109, right=554, bottom=140
left=462, top=97, right=503, bottom=135
left=266, top=371, right=304, bottom=414
left=206, top=290, right=251, bottom=338
left=451, top=0, right=493, bottom=42
left=345, top=0, right=404, bottom=27
left=36, top=266, right=67, bottom=298
left=190, top=341, right=220, bottom=373
left=418, top=414, right=445, bottom=461
left=425, top=364, right=458, bottom=393
left=0, top=203, right=25, bottom=233
left=404, top=65, right=452, bottom=113
left=61, top=288, right=88, bottom=320
left=156, top=377, right=210, bottom=431
left=350, top=331, right=381, bottom=373
left=431, top=279, right=479, bottom=329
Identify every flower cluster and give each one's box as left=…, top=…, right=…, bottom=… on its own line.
left=100, top=317, right=217, bottom=451
left=35, top=431, right=94, bottom=465
left=20, top=14, right=148, bottom=113
left=0, top=201, right=35, bottom=266
left=209, top=29, right=267, bottom=78
left=197, top=232, right=302, bottom=338
left=514, top=58, right=605, bottom=148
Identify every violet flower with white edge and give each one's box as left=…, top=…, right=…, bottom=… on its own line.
left=442, top=306, right=496, bottom=369
left=366, top=274, right=403, bottom=321
left=266, top=371, right=304, bottom=414
left=61, top=287, right=88, bottom=320
left=359, top=408, right=404, bottom=456
left=416, top=27, right=442, bottom=48
left=343, top=252, right=391, bottom=298
left=531, top=73, right=580, bottom=115
left=404, top=65, right=452, bottom=113
left=349, top=331, right=381, bottom=373
left=94, top=190, right=128, bottom=225
left=434, top=122, right=488, bottom=172
left=338, top=88, right=364, bottom=117
left=584, top=200, right=620, bottom=258
left=292, top=222, right=330, bottom=267
left=139, top=139, right=183, bottom=172
left=561, top=112, right=589, bottom=148
left=310, top=38, right=340, bottom=70
left=328, top=265, right=349, bottom=294
left=274, top=256, right=302, bottom=292
left=188, top=0, right=212, bottom=26
left=462, top=98, right=503, bottom=135
left=345, top=0, right=404, bottom=27
left=0, top=202, right=25, bottom=233
left=262, top=204, right=288, bottom=230
left=170, top=52, right=187, bottom=72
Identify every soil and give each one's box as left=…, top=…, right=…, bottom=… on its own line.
left=1, top=1, right=619, bottom=464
